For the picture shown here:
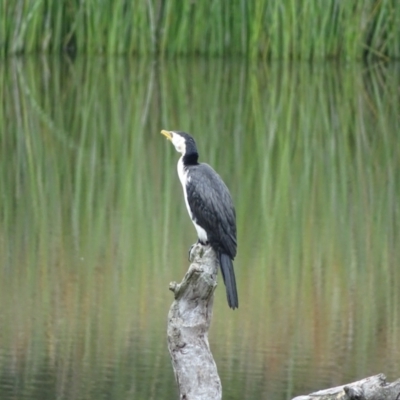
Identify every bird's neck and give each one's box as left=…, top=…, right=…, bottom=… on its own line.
left=182, top=152, right=199, bottom=166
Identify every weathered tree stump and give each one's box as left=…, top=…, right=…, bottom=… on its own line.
left=292, top=374, right=400, bottom=400
left=167, top=243, right=222, bottom=400
left=166, top=246, right=400, bottom=400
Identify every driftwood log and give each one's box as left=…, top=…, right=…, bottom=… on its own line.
left=292, top=374, right=400, bottom=400
left=167, top=243, right=222, bottom=400
left=166, top=246, right=400, bottom=400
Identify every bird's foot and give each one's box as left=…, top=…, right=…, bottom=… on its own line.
left=188, top=240, right=210, bottom=262
left=188, top=244, right=196, bottom=262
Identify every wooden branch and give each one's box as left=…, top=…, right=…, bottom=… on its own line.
left=167, top=243, right=222, bottom=400
left=292, top=374, right=400, bottom=400
left=166, top=247, right=400, bottom=400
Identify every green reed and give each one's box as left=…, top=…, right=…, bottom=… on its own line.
left=1, top=0, right=400, bottom=59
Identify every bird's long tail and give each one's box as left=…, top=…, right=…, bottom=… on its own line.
left=219, top=253, right=239, bottom=309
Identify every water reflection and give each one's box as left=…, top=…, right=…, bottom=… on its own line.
left=0, top=57, right=399, bottom=400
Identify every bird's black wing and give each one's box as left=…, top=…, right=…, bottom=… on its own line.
left=186, top=163, right=237, bottom=258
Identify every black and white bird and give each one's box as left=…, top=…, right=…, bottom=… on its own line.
left=161, top=130, right=238, bottom=309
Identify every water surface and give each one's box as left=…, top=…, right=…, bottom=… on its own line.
left=0, top=57, right=399, bottom=399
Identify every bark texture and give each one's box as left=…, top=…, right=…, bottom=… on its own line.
left=292, top=374, right=400, bottom=400
left=167, top=243, right=222, bottom=400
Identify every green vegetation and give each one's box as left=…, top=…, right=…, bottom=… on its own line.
left=1, top=0, right=400, bottom=59
left=0, top=58, right=399, bottom=399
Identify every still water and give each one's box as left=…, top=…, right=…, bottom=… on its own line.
left=0, top=57, right=399, bottom=400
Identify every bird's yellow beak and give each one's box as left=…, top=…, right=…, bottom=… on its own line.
left=161, top=130, right=173, bottom=141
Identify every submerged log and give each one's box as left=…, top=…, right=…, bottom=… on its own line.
left=292, top=374, right=400, bottom=400
left=167, top=243, right=222, bottom=400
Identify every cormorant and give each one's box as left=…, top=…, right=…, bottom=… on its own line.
left=161, top=130, right=238, bottom=309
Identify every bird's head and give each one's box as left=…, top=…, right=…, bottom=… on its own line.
left=161, top=130, right=199, bottom=164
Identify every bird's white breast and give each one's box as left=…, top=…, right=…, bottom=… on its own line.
left=177, top=157, right=208, bottom=243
